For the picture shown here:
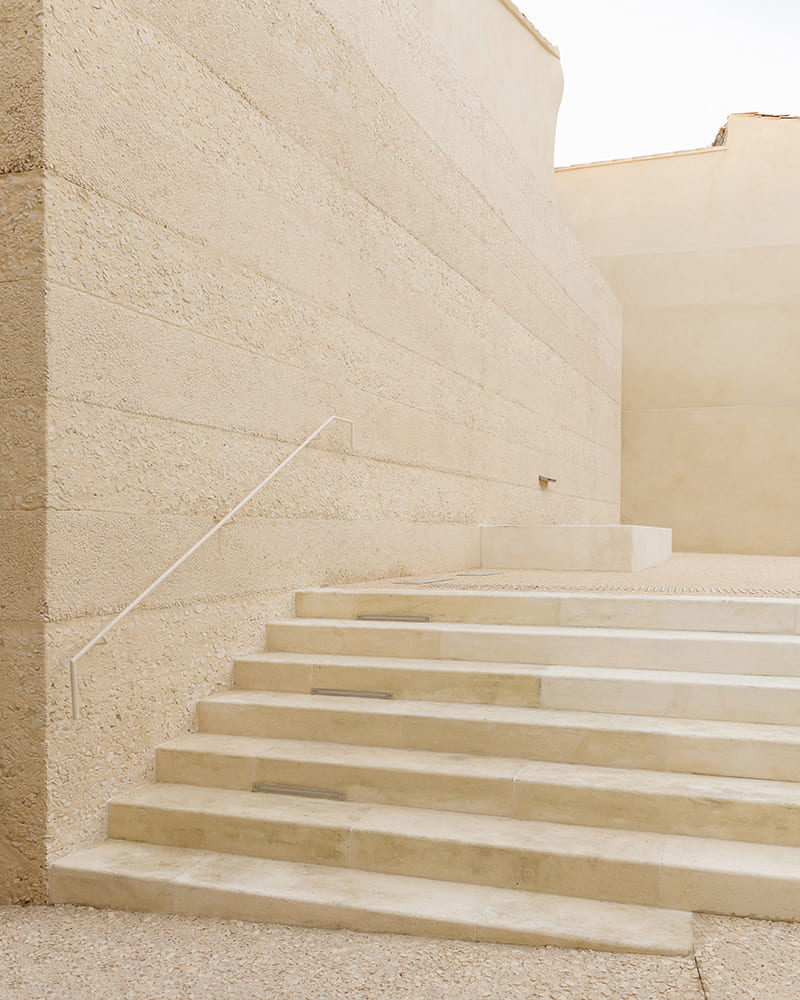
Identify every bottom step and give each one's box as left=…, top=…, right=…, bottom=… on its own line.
left=50, top=840, right=692, bottom=956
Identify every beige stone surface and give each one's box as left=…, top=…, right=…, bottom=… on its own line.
left=0, top=903, right=723, bottom=999
left=42, top=556, right=800, bottom=955
left=1, top=511, right=46, bottom=618
left=297, top=583, right=800, bottom=632
left=0, top=623, right=47, bottom=902
left=2, top=0, right=620, bottom=901
left=366, top=551, right=800, bottom=598
left=0, top=902, right=786, bottom=1000
left=0, top=281, right=45, bottom=399
left=1, top=46, right=47, bottom=896
left=16, top=0, right=620, bottom=900
left=264, top=615, right=800, bottom=677
left=321, top=0, right=622, bottom=342
left=623, top=405, right=800, bottom=555
left=42, top=593, right=292, bottom=861
left=0, top=400, right=46, bottom=509
left=556, top=113, right=800, bottom=555
left=49, top=843, right=696, bottom=954
left=413, top=0, right=562, bottom=192
left=0, top=0, right=43, bottom=172
left=480, top=524, right=672, bottom=571
left=0, top=171, right=43, bottom=278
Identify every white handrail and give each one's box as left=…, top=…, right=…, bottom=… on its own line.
left=69, top=415, right=354, bottom=722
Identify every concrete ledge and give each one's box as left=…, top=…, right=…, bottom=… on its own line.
left=480, top=525, right=672, bottom=572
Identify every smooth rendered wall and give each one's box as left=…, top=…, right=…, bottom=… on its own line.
left=556, top=114, right=800, bottom=555
left=9, top=0, right=620, bottom=896
left=1, top=0, right=48, bottom=900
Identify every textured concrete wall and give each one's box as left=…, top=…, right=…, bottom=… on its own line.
left=556, top=114, right=800, bottom=555
left=413, top=0, right=563, bottom=194
left=2, top=0, right=620, bottom=896
left=1, top=0, right=48, bottom=901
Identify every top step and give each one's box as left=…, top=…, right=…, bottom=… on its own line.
left=296, top=589, right=800, bottom=635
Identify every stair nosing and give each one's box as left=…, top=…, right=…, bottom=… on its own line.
left=107, top=782, right=800, bottom=872
left=156, top=733, right=800, bottom=803
left=51, top=840, right=694, bottom=955
left=268, top=617, right=800, bottom=643
left=198, top=688, right=800, bottom=741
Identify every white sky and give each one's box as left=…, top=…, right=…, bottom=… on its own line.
left=515, top=0, right=800, bottom=166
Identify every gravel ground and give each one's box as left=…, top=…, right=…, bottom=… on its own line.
left=358, top=552, right=800, bottom=597
left=2, top=906, right=799, bottom=1000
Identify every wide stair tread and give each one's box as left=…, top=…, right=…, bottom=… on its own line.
left=295, top=587, right=800, bottom=634
left=267, top=618, right=800, bottom=675
left=50, top=840, right=693, bottom=955
left=203, top=688, right=800, bottom=738
left=197, top=689, right=800, bottom=781
left=51, top=586, right=800, bottom=954
left=103, top=783, right=800, bottom=921
left=158, top=732, right=800, bottom=844
left=236, top=651, right=800, bottom=723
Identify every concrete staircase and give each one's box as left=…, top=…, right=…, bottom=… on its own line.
left=52, top=587, right=800, bottom=954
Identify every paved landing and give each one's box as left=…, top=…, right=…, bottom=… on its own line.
left=357, top=552, right=800, bottom=598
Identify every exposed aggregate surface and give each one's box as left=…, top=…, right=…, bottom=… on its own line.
left=366, top=552, right=800, bottom=598
left=7, top=905, right=799, bottom=1000
left=8, top=553, right=800, bottom=998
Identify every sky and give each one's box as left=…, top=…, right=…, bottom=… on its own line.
left=515, top=0, right=800, bottom=166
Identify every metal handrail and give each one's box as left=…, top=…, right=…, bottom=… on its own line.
left=69, top=415, right=354, bottom=722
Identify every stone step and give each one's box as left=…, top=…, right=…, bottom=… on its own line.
left=235, top=651, right=800, bottom=724
left=157, top=733, right=800, bottom=845
left=104, top=784, right=800, bottom=920
left=49, top=840, right=693, bottom=955
left=296, top=587, right=800, bottom=635
left=197, top=690, right=800, bottom=781
left=266, top=619, right=800, bottom=675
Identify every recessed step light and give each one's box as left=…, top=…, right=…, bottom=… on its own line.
left=311, top=687, right=394, bottom=699
left=356, top=614, right=432, bottom=622
left=252, top=783, right=345, bottom=801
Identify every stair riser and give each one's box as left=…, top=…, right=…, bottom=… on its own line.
left=540, top=675, right=800, bottom=725
left=198, top=700, right=800, bottom=781
left=156, top=746, right=800, bottom=845
left=296, top=590, right=800, bottom=635
left=235, top=659, right=541, bottom=708
left=266, top=623, right=800, bottom=676
left=235, top=658, right=800, bottom=725
left=51, top=844, right=694, bottom=955
left=106, top=801, right=800, bottom=920
left=156, top=745, right=518, bottom=817
left=109, top=800, right=354, bottom=869
left=514, top=781, right=800, bottom=846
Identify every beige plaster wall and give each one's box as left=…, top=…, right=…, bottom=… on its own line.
left=1, top=0, right=48, bottom=901
left=413, top=0, right=563, bottom=193
left=556, top=113, right=800, bottom=555
left=1, top=0, right=620, bottom=897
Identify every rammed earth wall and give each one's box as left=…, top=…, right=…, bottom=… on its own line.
left=0, top=0, right=620, bottom=899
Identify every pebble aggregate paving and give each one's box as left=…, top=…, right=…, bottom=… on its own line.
left=375, top=552, right=800, bottom=598
left=2, top=906, right=800, bottom=999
